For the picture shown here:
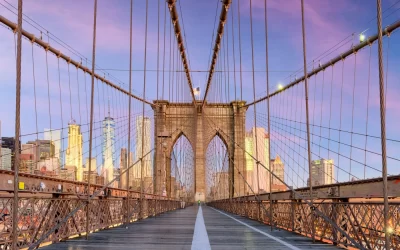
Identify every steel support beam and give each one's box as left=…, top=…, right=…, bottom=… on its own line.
left=0, top=15, right=154, bottom=107
left=202, top=0, right=232, bottom=108
left=166, top=0, right=196, bottom=105
left=243, top=19, right=400, bottom=108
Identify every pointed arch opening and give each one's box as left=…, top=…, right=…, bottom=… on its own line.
left=168, top=133, right=194, bottom=200
left=205, top=133, right=230, bottom=201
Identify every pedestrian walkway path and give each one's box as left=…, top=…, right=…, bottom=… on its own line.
left=42, top=205, right=340, bottom=249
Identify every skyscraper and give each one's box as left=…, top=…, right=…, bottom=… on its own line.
left=119, top=148, right=128, bottom=189
left=65, top=120, right=83, bottom=181
left=44, top=128, right=62, bottom=165
left=135, top=116, right=151, bottom=179
left=25, top=140, right=55, bottom=160
left=103, top=112, right=115, bottom=184
left=0, top=147, right=11, bottom=170
left=310, top=159, right=334, bottom=186
left=271, top=155, right=286, bottom=192
left=245, top=134, right=254, bottom=192
left=245, top=127, right=270, bottom=194
left=85, top=157, right=97, bottom=171
left=1, top=137, right=20, bottom=170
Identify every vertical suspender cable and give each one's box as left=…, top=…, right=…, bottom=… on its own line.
left=300, top=0, right=315, bottom=242
left=226, top=21, right=230, bottom=102
left=12, top=0, right=23, bottom=248
left=162, top=1, right=166, bottom=100
left=249, top=0, right=260, bottom=209
left=376, top=0, right=389, bottom=248
left=141, top=0, right=149, bottom=218
left=126, top=0, right=133, bottom=225
left=157, top=0, right=160, bottom=100
left=237, top=0, right=243, bottom=101
left=264, top=0, right=273, bottom=232
left=231, top=4, right=237, bottom=101
left=86, top=0, right=98, bottom=240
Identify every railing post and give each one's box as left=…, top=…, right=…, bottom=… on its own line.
left=331, top=199, right=339, bottom=246
left=291, top=194, right=295, bottom=232
left=12, top=0, right=23, bottom=248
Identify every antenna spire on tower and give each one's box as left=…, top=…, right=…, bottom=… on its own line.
left=108, top=96, right=110, bottom=117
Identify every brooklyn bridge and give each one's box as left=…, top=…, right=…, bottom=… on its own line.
left=0, top=0, right=399, bottom=249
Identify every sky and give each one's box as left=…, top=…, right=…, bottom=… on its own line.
left=0, top=0, right=400, bottom=188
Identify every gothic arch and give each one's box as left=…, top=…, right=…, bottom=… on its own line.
left=168, top=131, right=195, bottom=158
left=204, top=130, right=230, bottom=157
left=153, top=100, right=247, bottom=201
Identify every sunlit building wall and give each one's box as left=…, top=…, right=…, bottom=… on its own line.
left=103, top=115, right=115, bottom=184
left=65, top=120, right=83, bottom=181
left=135, top=116, right=151, bottom=178
left=310, top=159, right=334, bottom=186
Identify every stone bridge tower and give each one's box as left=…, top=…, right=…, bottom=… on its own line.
left=153, top=100, right=247, bottom=201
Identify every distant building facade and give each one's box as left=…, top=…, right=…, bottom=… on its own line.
left=44, top=128, right=62, bottom=165
left=135, top=116, right=151, bottom=179
left=271, top=155, right=287, bottom=192
left=1, top=137, right=20, bottom=170
left=65, top=120, right=83, bottom=181
left=0, top=147, right=11, bottom=170
left=310, top=159, right=334, bottom=186
left=245, top=127, right=270, bottom=194
left=103, top=114, right=115, bottom=184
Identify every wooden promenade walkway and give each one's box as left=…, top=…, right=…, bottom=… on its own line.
left=42, top=205, right=340, bottom=250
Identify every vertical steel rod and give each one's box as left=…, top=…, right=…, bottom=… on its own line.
left=249, top=0, right=260, bottom=220
left=376, top=0, right=390, bottom=248
left=86, top=0, right=98, bottom=240
left=300, top=0, right=315, bottom=243
left=12, top=0, right=23, bottom=248
left=141, top=0, right=149, bottom=219
left=126, top=0, right=133, bottom=225
left=263, top=0, right=273, bottom=232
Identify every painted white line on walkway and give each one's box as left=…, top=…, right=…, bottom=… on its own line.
left=191, top=206, right=211, bottom=250
left=209, top=207, right=301, bottom=250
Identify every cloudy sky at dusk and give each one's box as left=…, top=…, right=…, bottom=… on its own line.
left=0, top=0, right=400, bottom=187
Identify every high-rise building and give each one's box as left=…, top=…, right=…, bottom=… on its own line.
left=26, top=140, right=55, bottom=161
left=83, top=170, right=99, bottom=185
left=1, top=137, right=20, bottom=170
left=37, top=157, right=60, bottom=174
left=24, top=140, right=58, bottom=175
left=20, top=154, right=34, bottom=173
left=0, top=148, right=11, bottom=170
left=245, top=128, right=270, bottom=194
left=65, top=120, right=83, bottom=181
left=244, top=134, right=254, bottom=192
left=113, top=168, right=120, bottom=188
left=103, top=112, right=115, bottom=184
left=119, top=148, right=128, bottom=189
left=135, top=116, right=151, bottom=178
left=60, top=165, right=76, bottom=181
left=271, top=155, right=286, bottom=192
left=310, top=159, right=334, bottom=186
left=44, top=129, right=62, bottom=165
left=128, top=151, right=134, bottom=188
left=85, top=157, right=97, bottom=171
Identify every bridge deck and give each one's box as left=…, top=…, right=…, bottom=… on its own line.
left=42, top=205, right=339, bottom=250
